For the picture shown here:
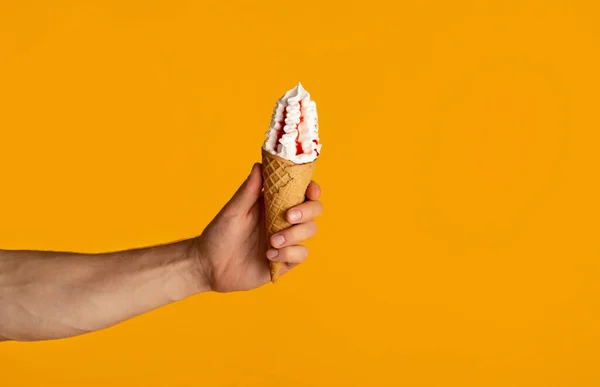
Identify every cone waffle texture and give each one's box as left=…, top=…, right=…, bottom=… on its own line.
left=262, top=149, right=316, bottom=282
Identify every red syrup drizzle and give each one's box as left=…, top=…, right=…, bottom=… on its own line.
left=313, top=139, right=320, bottom=156
left=295, top=101, right=304, bottom=155
left=274, top=105, right=288, bottom=149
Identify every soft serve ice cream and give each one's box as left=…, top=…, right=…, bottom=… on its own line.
left=263, top=83, right=321, bottom=164
left=261, top=82, right=321, bottom=282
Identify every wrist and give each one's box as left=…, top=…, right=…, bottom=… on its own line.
left=167, top=238, right=213, bottom=298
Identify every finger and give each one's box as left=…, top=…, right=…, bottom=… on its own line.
left=286, top=200, right=323, bottom=224
left=305, top=181, right=321, bottom=201
left=222, top=163, right=263, bottom=217
left=266, top=245, right=309, bottom=264
left=270, top=221, right=317, bottom=248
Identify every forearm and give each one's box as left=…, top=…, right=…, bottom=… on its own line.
left=0, top=239, right=208, bottom=341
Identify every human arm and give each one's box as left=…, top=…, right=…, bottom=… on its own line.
left=0, top=163, right=323, bottom=341
left=0, top=239, right=204, bottom=341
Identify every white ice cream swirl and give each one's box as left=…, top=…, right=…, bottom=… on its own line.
left=263, top=83, right=321, bottom=164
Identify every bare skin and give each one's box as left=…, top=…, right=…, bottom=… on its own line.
left=0, top=163, right=323, bottom=342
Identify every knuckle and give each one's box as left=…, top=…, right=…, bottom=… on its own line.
left=290, top=250, right=300, bottom=262
left=278, top=248, right=289, bottom=260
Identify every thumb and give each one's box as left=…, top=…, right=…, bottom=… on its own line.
left=223, top=163, right=263, bottom=217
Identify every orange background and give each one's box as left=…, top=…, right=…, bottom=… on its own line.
left=1, top=1, right=599, bottom=386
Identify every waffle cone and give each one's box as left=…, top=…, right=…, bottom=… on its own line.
left=262, top=149, right=316, bottom=282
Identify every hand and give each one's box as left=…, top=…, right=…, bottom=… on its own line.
left=194, top=163, right=323, bottom=292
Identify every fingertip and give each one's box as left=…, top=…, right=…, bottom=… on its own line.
left=270, top=234, right=285, bottom=248
left=287, top=209, right=302, bottom=223
left=250, top=162, right=261, bottom=177
left=222, top=163, right=264, bottom=217
left=247, top=163, right=263, bottom=186
left=301, top=246, right=309, bottom=259
left=306, top=181, right=321, bottom=200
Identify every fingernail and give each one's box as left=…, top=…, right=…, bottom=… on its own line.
left=271, top=234, right=285, bottom=247
left=266, top=249, right=279, bottom=259
left=288, top=210, right=302, bottom=222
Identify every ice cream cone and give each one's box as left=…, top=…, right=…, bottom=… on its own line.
left=262, top=148, right=315, bottom=282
